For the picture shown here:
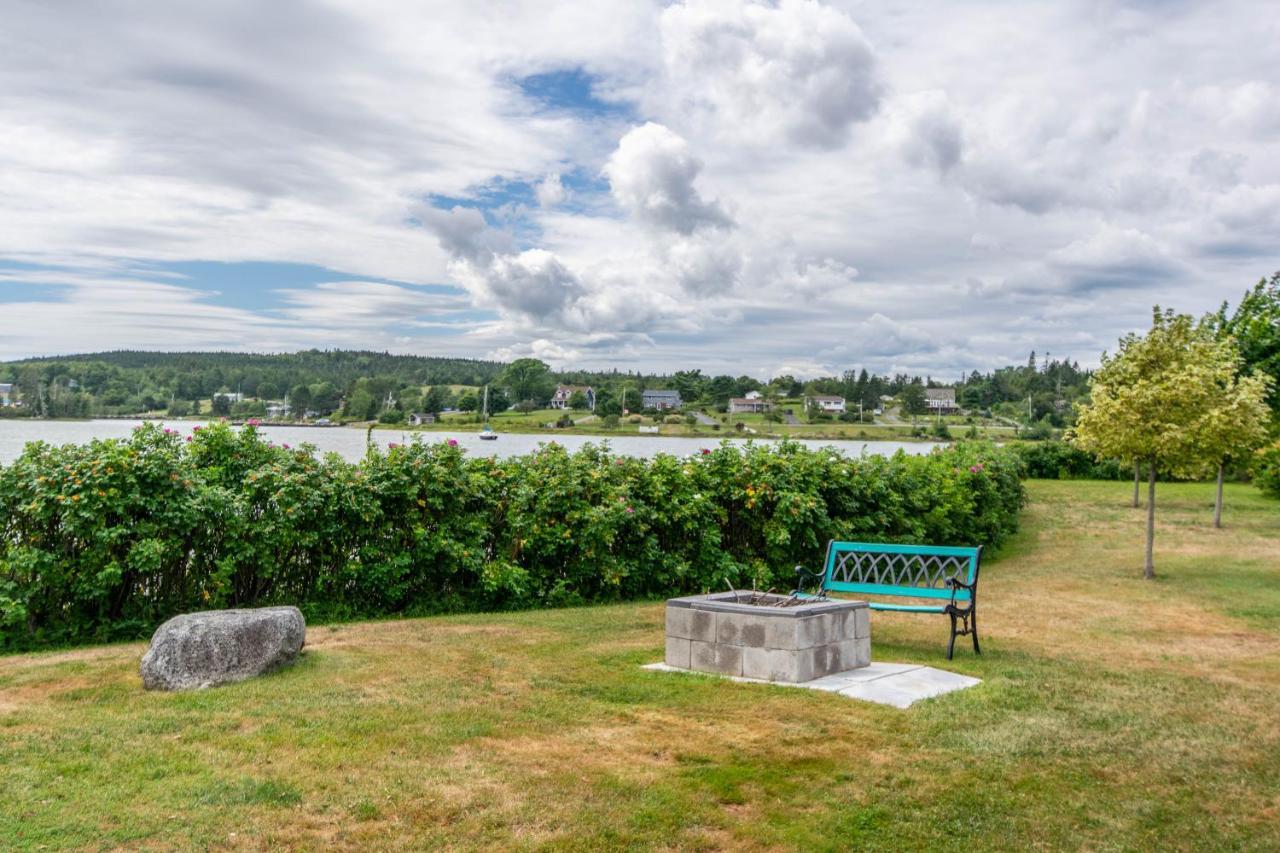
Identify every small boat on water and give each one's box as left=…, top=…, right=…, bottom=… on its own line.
left=478, top=385, right=498, bottom=440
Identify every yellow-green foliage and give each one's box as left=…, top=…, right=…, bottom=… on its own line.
left=1071, top=309, right=1258, bottom=472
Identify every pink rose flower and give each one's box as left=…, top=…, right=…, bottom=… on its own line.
left=447, top=438, right=458, bottom=447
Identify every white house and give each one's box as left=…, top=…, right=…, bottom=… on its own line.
left=729, top=396, right=771, bottom=414
left=550, top=384, right=595, bottom=410
left=806, top=395, right=846, bottom=414
left=925, top=387, right=959, bottom=413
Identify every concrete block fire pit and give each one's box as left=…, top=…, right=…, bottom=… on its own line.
left=664, top=592, right=869, bottom=683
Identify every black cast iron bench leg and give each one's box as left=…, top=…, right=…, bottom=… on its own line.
left=947, top=612, right=958, bottom=660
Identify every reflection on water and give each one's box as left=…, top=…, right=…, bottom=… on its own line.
left=0, top=419, right=943, bottom=464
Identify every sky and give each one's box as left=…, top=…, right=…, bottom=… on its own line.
left=1, top=0, right=1278, bottom=379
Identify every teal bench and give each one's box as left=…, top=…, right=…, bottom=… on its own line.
left=795, top=541, right=982, bottom=660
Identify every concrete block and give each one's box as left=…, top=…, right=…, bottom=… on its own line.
left=688, top=609, right=717, bottom=643
left=742, top=646, right=802, bottom=682
left=797, top=614, right=838, bottom=649
left=834, top=638, right=871, bottom=670
left=665, top=636, right=691, bottom=670
left=665, top=606, right=693, bottom=640
left=689, top=639, right=717, bottom=673
left=716, top=612, right=770, bottom=647
left=765, top=618, right=798, bottom=651
left=712, top=643, right=743, bottom=677
left=689, top=640, right=743, bottom=676
left=792, top=648, right=817, bottom=683
left=807, top=643, right=854, bottom=679
left=853, top=607, right=871, bottom=639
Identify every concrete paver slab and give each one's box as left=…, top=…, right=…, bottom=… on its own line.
left=642, top=661, right=979, bottom=708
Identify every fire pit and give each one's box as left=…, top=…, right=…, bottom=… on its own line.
left=664, top=591, right=870, bottom=683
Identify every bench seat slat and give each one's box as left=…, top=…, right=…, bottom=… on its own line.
left=867, top=602, right=946, bottom=613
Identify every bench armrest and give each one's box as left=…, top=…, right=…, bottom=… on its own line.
left=945, top=576, right=975, bottom=606
left=794, top=564, right=826, bottom=595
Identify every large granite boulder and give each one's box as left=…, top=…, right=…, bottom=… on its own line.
left=141, top=606, right=305, bottom=691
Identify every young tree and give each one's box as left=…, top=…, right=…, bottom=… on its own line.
left=1071, top=309, right=1239, bottom=578
left=1188, top=352, right=1271, bottom=527
left=211, top=394, right=232, bottom=417
left=568, top=390, right=589, bottom=410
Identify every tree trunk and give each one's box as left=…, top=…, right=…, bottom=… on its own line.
left=1132, top=460, right=1141, bottom=508
left=1214, top=462, right=1225, bottom=529
left=1144, top=461, right=1157, bottom=579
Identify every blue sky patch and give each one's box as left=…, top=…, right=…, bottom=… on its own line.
left=516, top=67, right=630, bottom=117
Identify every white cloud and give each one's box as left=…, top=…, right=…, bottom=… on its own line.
left=657, top=0, right=881, bottom=148
left=535, top=173, right=568, bottom=207
left=2, top=0, right=1279, bottom=376
left=603, top=122, right=731, bottom=234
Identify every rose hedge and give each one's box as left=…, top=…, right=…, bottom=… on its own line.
left=0, top=424, right=1025, bottom=649
left=1007, top=441, right=1131, bottom=480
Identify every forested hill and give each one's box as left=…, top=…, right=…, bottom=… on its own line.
left=11, top=349, right=506, bottom=385
left=0, top=350, right=508, bottom=417
left=6, top=349, right=503, bottom=393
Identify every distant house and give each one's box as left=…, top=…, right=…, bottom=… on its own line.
left=925, top=387, right=959, bottom=414
left=550, top=384, right=595, bottom=411
left=0, top=383, right=12, bottom=406
left=806, top=395, right=846, bottom=414
left=266, top=402, right=289, bottom=419
left=729, top=396, right=771, bottom=414
left=642, top=389, right=682, bottom=410
left=409, top=412, right=436, bottom=425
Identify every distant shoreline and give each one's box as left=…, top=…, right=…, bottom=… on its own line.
left=0, top=415, right=976, bottom=444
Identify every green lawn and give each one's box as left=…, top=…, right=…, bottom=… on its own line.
left=2, top=481, right=1278, bottom=850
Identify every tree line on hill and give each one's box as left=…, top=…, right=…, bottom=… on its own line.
left=0, top=347, right=1092, bottom=425
left=0, top=272, right=1274, bottom=434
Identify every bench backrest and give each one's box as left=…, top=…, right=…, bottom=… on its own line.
left=822, top=541, right=982, bottom=602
